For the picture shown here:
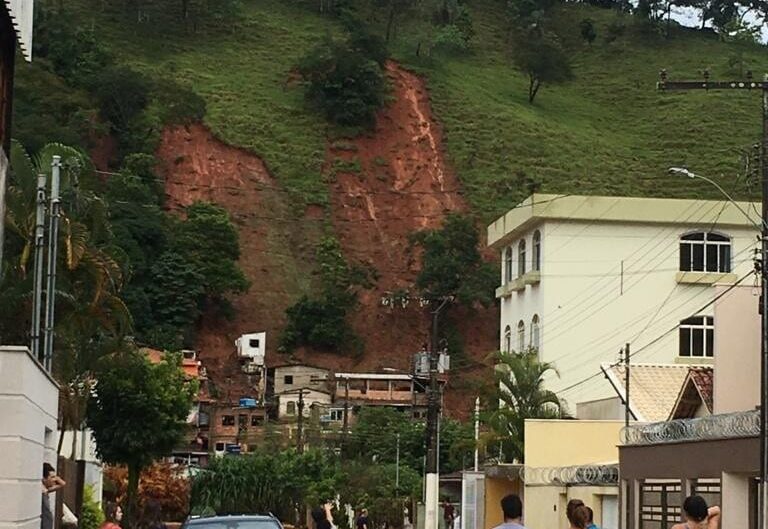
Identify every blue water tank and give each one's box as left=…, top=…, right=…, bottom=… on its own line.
left=239, top=397, right=257, bottom=408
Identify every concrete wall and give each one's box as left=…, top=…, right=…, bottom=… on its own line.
left=524, top=420, right=622, bottom=529
left=483, top=476, right=522, bottom=529
left=721, top=471, right=750, bottom=529
left=525, top=420, right=623, bottom=467
left=577, top=396, right=624, bottom=421
left=273, top=365, right=329, bottom=396
left=0, top=346, right=59, bottom=529
left=524, top=485, right=618, bottom=529
left=278, top=390, right=332, bottom=419
left=713, top=284, right=760, bottom=414
left=495, top=200, right=757, bottom=408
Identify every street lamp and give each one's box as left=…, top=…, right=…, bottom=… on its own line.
left=672, top=164, right=768, bottom=529
left=668, top=167, right=764, bottom=230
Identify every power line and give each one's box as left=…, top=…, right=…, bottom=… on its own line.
left=557, top=270, right=755, bottom=396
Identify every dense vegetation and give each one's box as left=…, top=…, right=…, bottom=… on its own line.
left=16, top=0, right=768, bottom=223
left=280, top=236, right=374, bottom=353
left=9, top=0, right=768, bottom=366
left=190, top=407, right=472, bottom=522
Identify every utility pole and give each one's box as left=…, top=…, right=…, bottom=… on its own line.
left=424, top=296, right=453, bottom=529
left=30, top=174, right=46, bottom=363
left=342, top=376, right=350, bottom=451
left=624, top=343, right=630, bottom=429
left=297, top=389, right=305, bottom=454
left=658, top=70, right=768, bottom=529
left=425, top=297, right=450, bottom=529
left=42, top=156, right=61, bottom=372
left=474, top=397, right=480, bottom=471
left=396, top=432, right=401, bottom=490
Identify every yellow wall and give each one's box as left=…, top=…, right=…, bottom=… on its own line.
left=524, top=420, right=623, bottom=467
left=524, top=485, right=618, bottom=529
left=484, top=476, right=522, bottom=529
left=523, top=420, right=623, bottom=529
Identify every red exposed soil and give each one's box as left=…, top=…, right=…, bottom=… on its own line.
left=326, top=62, right=498, bottom=416
left=157, top=123, right=306, bottom=398
left=156, top=63, right=498, bottom=417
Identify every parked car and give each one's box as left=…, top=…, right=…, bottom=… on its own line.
left=183, top=514, right=284, bottom=529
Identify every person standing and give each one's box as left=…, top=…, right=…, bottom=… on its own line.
left=312, top=502, right=337, bottom=529
left=99, top=503, right=123, bottom=529
left=41, top=463, right=66, bottom=529
left=442, top=499, right=455, bottom=529
left=671, top=496, right=720, bottom=529
left=491, top=494, right=528, bottom=529
left=567, top=505, right=590, bottom=529
left=585, top=507, right=600, bottom=529
left=356, top=509, right=369, bottom=529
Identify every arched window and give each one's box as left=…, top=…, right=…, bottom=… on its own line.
left=517, top=320, right=525, bottom=352
left=680, top=232, right=731, bottom=273
left=518, top=239, right=526, bottom=277
left=504, top=247, right=513, bottom=283
left=531, top=314, right=540, bottom=351
left=532, top=230, right=541, bottom=271
left=679, top=316, right=714, bottom=358
left=503, top=325, right=511, bottom=353
left=286, top=401, right=296, bottom=416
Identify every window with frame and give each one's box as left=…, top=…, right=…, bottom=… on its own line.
left=504, top=247, right=513, bottom=283
left=329, top=409, right=344, bottom=421
left=679, top=232, right=731, bottom=273
left=221, top=415, right=235, bottom=426
left=284, top=375, right=294, bottom=385
left=679, top=316, right=714, bottom=358
left=532, top=230, right=541, bottom=271
left=286, top=401, right=296, bottom=415
left=531, top=315, right=540, bottom=351
left=517, top=320, right=525, bottom=352
left=518, top=239, right=526, bottom=277
left=503, top=325, right=511, bottom=353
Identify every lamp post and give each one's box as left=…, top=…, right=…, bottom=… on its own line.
left=671, top=165, right=767, bottom=529
left=668, top=167, right=764, bottom=230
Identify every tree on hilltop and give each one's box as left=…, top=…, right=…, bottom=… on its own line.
left=511, top=28, right=572, bottom=104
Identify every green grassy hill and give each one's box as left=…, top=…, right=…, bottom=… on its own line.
left=19, top=0, right=768, bottom=221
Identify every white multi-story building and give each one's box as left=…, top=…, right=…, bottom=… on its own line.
left=487, top=194, right=760, bottom=409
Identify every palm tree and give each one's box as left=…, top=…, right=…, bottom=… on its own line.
left=1, top=140, right=132, bottom=455
left=484, top=347, right=563, bottom=463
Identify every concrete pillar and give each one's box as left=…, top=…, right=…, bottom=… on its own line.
left=722, top=472, right=750, bottom=529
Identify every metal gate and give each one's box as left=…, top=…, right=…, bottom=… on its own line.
left=640, top=480, right=681, bottom=529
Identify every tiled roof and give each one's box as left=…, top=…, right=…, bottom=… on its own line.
left=603, top=363, right=699, bottom=422
left=689, top=367, right=714, bottom=411
left=142, top=347, right=202, bottom=380
left=669, top=367, right=714, bottom=420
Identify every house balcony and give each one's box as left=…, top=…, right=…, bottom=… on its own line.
left=496, top=271, right=540, bottom=299
left=675, top=271, right=738, bottom=285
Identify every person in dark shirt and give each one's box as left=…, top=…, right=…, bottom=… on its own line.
left=356, top=509, right=369, bottom=529
left=442, top=500, right=455, bottom=529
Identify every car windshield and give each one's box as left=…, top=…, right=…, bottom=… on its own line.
left=188, top=520, right=281, bottom=529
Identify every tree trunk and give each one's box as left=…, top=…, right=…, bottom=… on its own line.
left=126, top=464, right=141, bottom=529
left=528, top=77, right=540, bottom=103
left=386, top=5, right=396, bottom=43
